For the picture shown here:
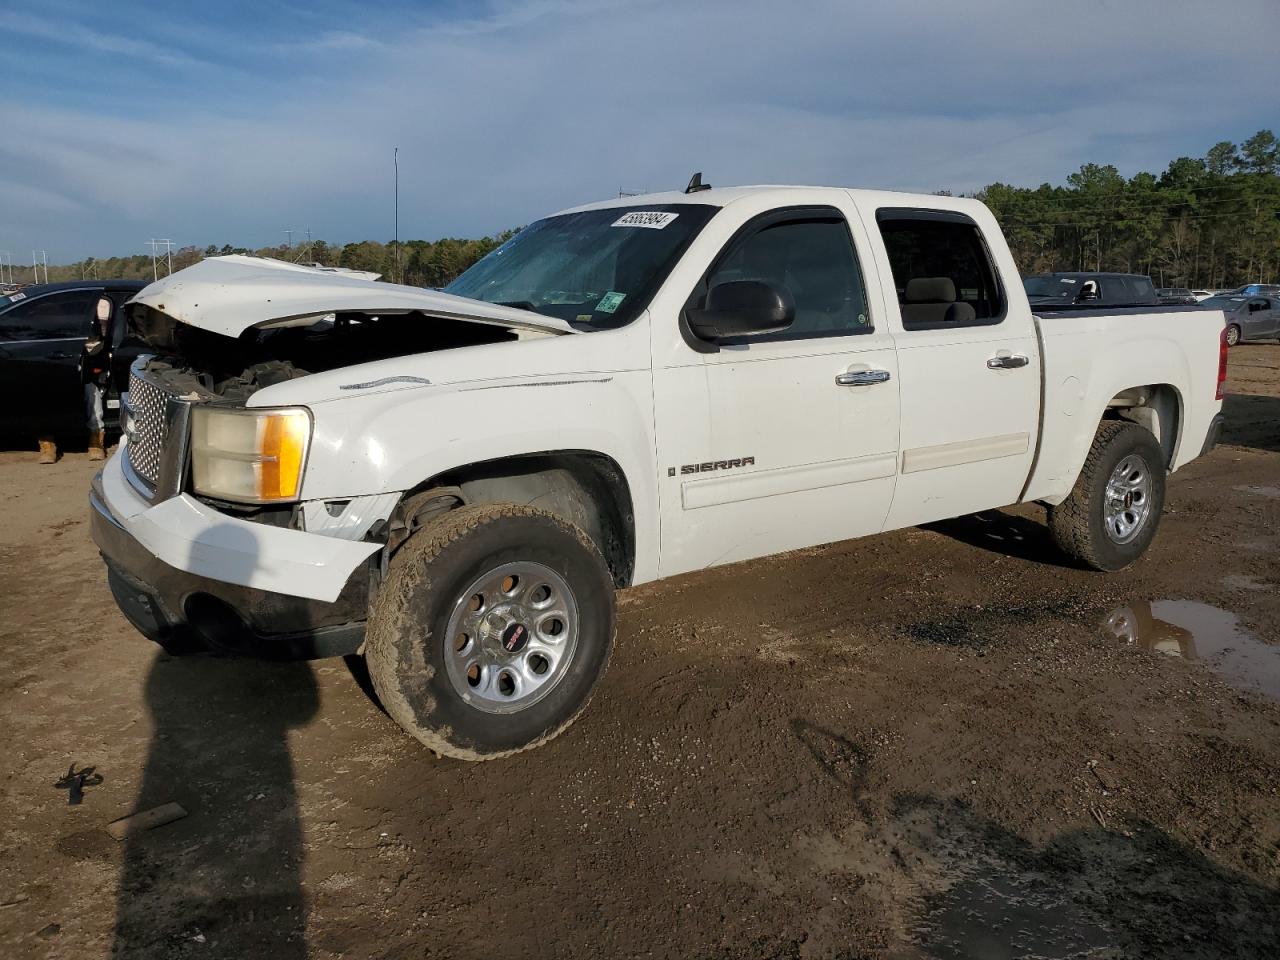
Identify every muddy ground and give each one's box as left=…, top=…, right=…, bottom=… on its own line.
left=2, top=346, right=1279, bottom=960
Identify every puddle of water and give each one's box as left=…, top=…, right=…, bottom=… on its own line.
left=921, top=861, right=1112, bottom=959
left=1103, top=600, right=1280, bottom=701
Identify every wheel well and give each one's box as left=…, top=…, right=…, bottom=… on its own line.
left=1103, top=383, right=1182, bottom=468
left=391, top=452, right=636, bottom=587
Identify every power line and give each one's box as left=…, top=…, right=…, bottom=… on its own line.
left=981, top=178, right=1277, bottom=206
left=1012, top=195, right=1262, bottom=214
left=999, top=209, right=1277, bottom=230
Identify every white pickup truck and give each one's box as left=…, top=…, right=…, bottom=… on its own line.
left=91, top=184, right=1228, bottom=759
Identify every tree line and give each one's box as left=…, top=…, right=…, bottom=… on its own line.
left=41, top=231, right=516, bottom=288
left=976, top=130, right=1280, bottom=287
left=30, top=129, right=1280, bottom=290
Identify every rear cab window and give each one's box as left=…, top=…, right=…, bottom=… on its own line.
left=874, top=210, right=1005, bottom=330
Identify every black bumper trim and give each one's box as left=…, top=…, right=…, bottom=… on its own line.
left=1201, top=412, right=1225, bottom=457
left=91, top=476, right=369, bottom=660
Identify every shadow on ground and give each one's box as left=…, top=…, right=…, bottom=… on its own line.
left=922, top=510, right=1078, bottom=569
left=112, top=520, right=319, bottom=958
left=110, top=656, right=318, bottom=958
left=792, top=722, right=1280, bottom=959
left=1222, top=392, right=1280, bottom=454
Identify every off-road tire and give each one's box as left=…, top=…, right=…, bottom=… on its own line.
left=1048, top=421, right=1166, bottom=572
left=365, top=503, right=615, bottom=760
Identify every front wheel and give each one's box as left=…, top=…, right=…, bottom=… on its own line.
left=1047, top=421, right=1166, bottom=572
left=365, top=503, right=616, bottom=760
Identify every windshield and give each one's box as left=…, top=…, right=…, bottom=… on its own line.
left=1200, top=296, right=1245, bottom=310
left=1022, top=276, right=1075, bottom=298
left=446, top=204, right=716, bottom=329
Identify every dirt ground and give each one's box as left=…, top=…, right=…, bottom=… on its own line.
left=2, top=347, right=1279, bottom=960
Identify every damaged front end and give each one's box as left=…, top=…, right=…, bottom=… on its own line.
left=125, top=253, right=572, bottom=402
left=97, top=256, right=575, bottom=659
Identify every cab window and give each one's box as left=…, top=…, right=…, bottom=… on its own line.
left=876, top=210, right=1005, bottom=330
left=0, top=291, right=96, bottom=341
left=700, top=209, right=872, bottom=343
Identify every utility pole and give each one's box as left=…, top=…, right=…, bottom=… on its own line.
left=285, top=229, right=294, bottom=250
left=147, top=239, right=175, bottom=280
left=394, top=146, right=400, bottom=284
left=32, top=250, right=48, bottom=283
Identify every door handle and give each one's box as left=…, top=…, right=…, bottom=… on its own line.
left=835, top=369, right=891, bottom=386
left=987, top=354, right=1029, bottom=370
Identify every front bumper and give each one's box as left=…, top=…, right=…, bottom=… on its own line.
left=91, top=454, right=380, bottom=659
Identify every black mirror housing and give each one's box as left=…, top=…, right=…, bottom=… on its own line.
left=687, top=280, right=795, bottom=340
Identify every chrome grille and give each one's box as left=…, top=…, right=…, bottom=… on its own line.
left=124, top=369, right=171, bottom=491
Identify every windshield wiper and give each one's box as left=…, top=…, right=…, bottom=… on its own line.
left=498, top=300, right=543, bottom=314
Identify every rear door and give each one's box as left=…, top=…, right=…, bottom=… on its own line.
left=0, top=289, right=97, bottom=435
left=652, top=200, right=900, bottom=575
left=866, top=207, right=1041, bottom=529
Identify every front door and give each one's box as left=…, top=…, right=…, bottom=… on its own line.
left=652, top=203, right=900, bottom=577
left=0, top=289, right=96, bottom=437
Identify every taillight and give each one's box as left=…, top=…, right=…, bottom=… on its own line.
left=1216, top=326, right=1229, bottom=401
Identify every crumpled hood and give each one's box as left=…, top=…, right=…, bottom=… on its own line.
left=128, top=255, right=574, bottom=338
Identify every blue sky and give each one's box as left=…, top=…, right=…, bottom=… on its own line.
left=2, top=0, right=1278, bottom=261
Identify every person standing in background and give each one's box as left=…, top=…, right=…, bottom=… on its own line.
left=79, top=294, right=112, bottom=462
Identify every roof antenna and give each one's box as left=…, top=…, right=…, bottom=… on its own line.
left=684, top=172, right=711, bottom=194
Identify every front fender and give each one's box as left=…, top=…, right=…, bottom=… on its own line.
left=296, top=371, right=661, bottom=582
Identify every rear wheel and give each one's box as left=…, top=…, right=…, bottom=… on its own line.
left=1225, top=324, right=1241, bottom=346
left=365, top=503, right=615, bottom=760
left=1048, top=421, right=1166, bottom=572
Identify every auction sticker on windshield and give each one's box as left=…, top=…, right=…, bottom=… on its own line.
left=595, top=292, right=626, bottom=313
left=612, top=211, right=679, bottom=229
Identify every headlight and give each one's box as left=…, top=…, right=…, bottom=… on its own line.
left=191, top=406, right=312, bottom=503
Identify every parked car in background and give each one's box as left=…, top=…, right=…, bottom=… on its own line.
left=1233, top=283, right=1280, bottom=297
left=1198, top=293, right=1280, bottom=344
left=1157, top=287, right=1198, bottom=305
left=1190, top=289, right=1215, bottom=302
left=1023, top=272, right=1159, bottom=307
left=0, top=279, right=147, bottom=440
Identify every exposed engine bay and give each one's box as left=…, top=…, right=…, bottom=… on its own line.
left=128, top=304, right=519, bottom=401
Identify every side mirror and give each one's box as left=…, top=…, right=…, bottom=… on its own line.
left=687, top=280, right=795, bottom=340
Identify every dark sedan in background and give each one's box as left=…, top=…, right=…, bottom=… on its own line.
left=1157, top=287, right=1198, bottom=305
left=0, top=279, right=148, bottom=441
left=1023, top=272, right=1159, bottom=308
left=1198, top=293, right=1280, bottom=345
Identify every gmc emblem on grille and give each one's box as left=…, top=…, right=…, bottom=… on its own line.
left=667, top=456, right=755, bottom=477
